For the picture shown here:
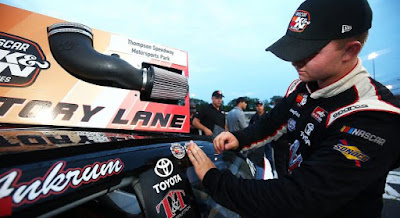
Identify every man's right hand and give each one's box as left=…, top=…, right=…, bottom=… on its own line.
left=213, top=132, right=239, bottom=154
left=204, top=128, right=213, bottom=136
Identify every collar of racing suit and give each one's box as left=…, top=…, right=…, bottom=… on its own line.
left=308, top=57, right=370, bottom=99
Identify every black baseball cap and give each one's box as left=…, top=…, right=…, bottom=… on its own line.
left=266, top=0, right=372, bottom=62
left=256, top=100, right=263, bottom=105
left=212, top=90, right=224, bottom=98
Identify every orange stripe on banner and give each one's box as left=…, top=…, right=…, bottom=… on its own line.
left=0, top=4, right=32, bottom=32
left=106, top=91, right=137, bottom=129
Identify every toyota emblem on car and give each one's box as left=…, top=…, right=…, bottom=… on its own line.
left=154, top=158, right=174, bottom=178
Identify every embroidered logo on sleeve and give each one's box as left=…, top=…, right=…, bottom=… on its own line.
left=300, top=123, right=314, bottom=146
left=333, top=139, right=370, bottom=167
left=289, top=140, right=303, bottom=172
left=295, top=93, right=308, bottom=107
left=311, top=106, right=327, bottom=123
left=340, top=126, right=386, bottom=146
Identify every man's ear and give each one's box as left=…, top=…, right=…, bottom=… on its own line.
left=342, top=41, right=362, bottom=61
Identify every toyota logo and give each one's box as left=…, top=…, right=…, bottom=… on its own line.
left=154, top=158, right=174, bottom=177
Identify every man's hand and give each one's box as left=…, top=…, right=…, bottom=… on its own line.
left=187, top=141, right=216, bottom=182
left=192, top=118, right=213, bottom=136
left=204, top=128, right=213, bottom=136
left=213, top=132, right=239, bottom=154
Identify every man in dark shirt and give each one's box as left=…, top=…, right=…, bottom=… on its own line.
left=249, top=100, right=265, bottom=125
left=193, top=90, right=226, bottom=136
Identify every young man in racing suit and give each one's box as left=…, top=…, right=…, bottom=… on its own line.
left=187, top=0, right=400, bottom=217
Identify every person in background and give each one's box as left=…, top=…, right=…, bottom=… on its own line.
left=189, top=102, right=199, bottom=135
left=249, top=99, right=280, bottom=179
left=249, top=100, right=265, bottom=125
left=193, top=90, right=227, bottom=136
left=187, top=0, right=400, bottom=217
left=247, top=100, right=275, bottom=179
left=227, top=97, right=248, bottom=132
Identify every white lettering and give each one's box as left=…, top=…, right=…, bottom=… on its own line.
left=67, top=170, right=82, bottom=186
left=333, top=104, right=368, bottom=118
left=160, top=181, right=167, bottom=190
left=300, top=131, right=311, bottom=146
left=349, top=128, right=386, bottom=146
left=49, top=174, right=66, bottom=192
left=48, top=174, right=66, bottom=193
left=352, top=129, right=362, bottom=136
left=152, top=174, right=183, bottom=193
left=42, top=162, right=64, bottom=194
left=0, top=159, right=124, bottom=205
left=0, top=39, right=30, bottom=51
left=13, top=181, right=41, bottom=203
left=289, top=108, right=300, bottom=118
left=0, top=171, right=18, bottom=198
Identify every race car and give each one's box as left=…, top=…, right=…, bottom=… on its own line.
left=0, top=4, right=255, bottom=217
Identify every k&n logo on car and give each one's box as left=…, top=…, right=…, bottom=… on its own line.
left=0, top=32, right=50, bottom=87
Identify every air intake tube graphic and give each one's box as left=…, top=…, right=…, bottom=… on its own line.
left=47, top=22, right=188, bottom=101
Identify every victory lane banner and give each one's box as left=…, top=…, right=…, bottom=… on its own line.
left=0, top=3, right=190, bottom=133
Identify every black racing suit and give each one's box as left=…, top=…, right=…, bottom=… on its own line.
left=202, top=59, right=400, bottom=218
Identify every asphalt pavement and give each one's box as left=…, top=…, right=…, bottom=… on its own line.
left=382, top=168, right=400, bottom=218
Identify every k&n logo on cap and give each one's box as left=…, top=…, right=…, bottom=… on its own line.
left=289, top=10, right=311, bottom=33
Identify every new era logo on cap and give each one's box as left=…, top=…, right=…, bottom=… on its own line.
left=342, top=25, right=352, bottom=33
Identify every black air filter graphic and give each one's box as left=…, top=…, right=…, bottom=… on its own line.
left=47, top=22, right=188, bottom=101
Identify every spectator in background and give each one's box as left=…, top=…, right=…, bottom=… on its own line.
left=189, top=102, right=199, bottom=135
left=193, top=90, right=227, bottom=136
left=249, top=101, right=265, bottom=124
left=227, top=97, right=248, bottom=132
left=249, top=100, right=277, bottom=179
